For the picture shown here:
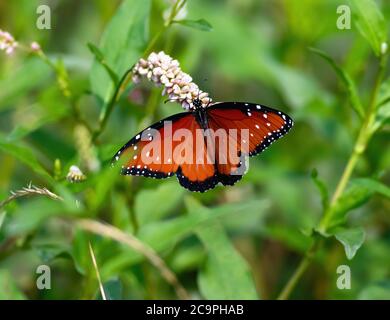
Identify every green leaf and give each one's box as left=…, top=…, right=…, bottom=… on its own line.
left=196, top=223, right=258, bottom=299
left=100, top=199, right=268, bottom=278
left=135, top=181, right=185, bottom=226
left=352, top=178, right=390, bottom=198
left=7, top=103, right=68, bottom=141
left=264, top=225, right=312, bottom=253
left=0, top=136, right=52, bottom=181
left=373, top=103, right=390, bottom=132
left=71, top=229, right=91, bottom=275
left=5, top=197, right=80, bottom=236
left=33, top=243, right=71, bottom=264
left=309, top=47, right=364, bottom=118
left=350, top=0, right=387, bottom=56
left=87, top=166, right=124, bottom=212
left=371, top=79, right=390, bottom=133
left=96, top=278, right=123, bottom=300
left=186, top=198, right=258, bottom=299
left=0, top=58, right=51, bottom=111
left=89, top=0, right=151, bottom=107
left=174, top=19, right=213, bottom=32
left=87, top=42, right=119, bottom=85
left=334, top=227, right=365, bottom=260
left=358, top=281, right=390, bottom=299
left=0, top=270, right=26, bottom=299
left=320, top=178, right=390, bottom=232
left=311, top=168, right=329, bottom=211
left=170, top=245, right=205, bottom=273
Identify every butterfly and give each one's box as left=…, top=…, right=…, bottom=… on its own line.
left=112, top=99, right=293, bottom=192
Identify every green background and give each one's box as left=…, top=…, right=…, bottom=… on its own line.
left=0, top=0, right=389, bottom=299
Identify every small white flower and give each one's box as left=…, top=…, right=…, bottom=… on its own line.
left=0, top=29, right=18, bottom=56
left=30, top=41, right=41, bottom=52
left=67, top=165, right=86, bottom=183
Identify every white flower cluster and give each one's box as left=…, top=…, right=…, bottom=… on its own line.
left=0, top=29, right=18, bottom=55
left=132, top=51, right=211, bottom=110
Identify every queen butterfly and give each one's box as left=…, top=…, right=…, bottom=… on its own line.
left=112, top=99, right=293, bottom=192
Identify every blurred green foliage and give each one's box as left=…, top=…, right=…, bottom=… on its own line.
left=0, top=0, right=389, bottom=300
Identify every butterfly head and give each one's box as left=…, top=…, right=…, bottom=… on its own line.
left=192, top=98, right=203, bottom=109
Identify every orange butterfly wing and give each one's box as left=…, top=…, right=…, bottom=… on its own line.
left=112, top=112, right=218, bottom=192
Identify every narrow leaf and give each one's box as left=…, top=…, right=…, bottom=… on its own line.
left=350, top=0, right=387, bottom=56
left=174, top=19, right=213, bottom=32
left=87, top=42, right=119, bottom=85
left=188, top=198, right=258, bottom=299
left=0, top=136, right=52, bottom=181
left=310, top=47, right=364, bottom=118
left=311, top=168, right=329, bottom=211
left=196, top=222, right=258, bottom=299
left=135, top=181, right=185, bottom=226
left=371, top=79, right=390, bottom=133
left=323, top=178, right=390, bottom=231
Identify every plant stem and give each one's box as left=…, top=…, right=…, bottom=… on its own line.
left=334, top=59, right=386, bottom=195
left=277, top=54, right=387, bottom=299
left=92, top=67, right=133, bottom=142
left=143, top=0, right=183, bottom=56
left=277, top=239, right=321, bottom=300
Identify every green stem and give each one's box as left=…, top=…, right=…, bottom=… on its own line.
left=277, top=53, right=387, bottom=299
left=319, top=54, right=387, bottom=232
left=277, top=239, right=321, bottom=300
left=144, top=0, right=184, bottom=55
left=92, top=67, right=133, bottom=142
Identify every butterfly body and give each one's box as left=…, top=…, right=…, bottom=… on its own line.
left=113, top=100, right=293, bottom=192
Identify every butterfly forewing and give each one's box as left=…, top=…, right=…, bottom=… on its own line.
left=206, top=102, right=294, bottom=157
left=112, top=112, right=217, bottom=192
